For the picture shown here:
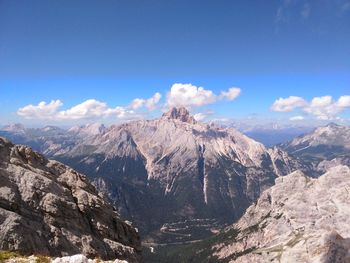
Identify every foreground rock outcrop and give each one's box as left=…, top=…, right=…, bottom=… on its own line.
left=0, top=137, right=141, bottom=262
left=207, top=165, right=350, bottom=262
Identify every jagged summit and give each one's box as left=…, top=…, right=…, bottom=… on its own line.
left=326, top=122, right=341, bottom=128
left=1, top=123, right=26, bottom=133
left=161, top=106, right=197, bottom=124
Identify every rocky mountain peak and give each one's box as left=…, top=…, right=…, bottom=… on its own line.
left=2, top=123, right=26, bottom=133
left=161, top=107, right=196, bottom=124
left=68, top=123, right=107, bottom=136
left=326, top=122, right=341, bottom=128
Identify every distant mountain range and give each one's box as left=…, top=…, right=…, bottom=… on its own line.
left=280, top=123, right=350, bottom=174
left=0, top=107, right=310, bottom=245
left=1, top=108, right=350, bottom=263
left=227, top=121, right=315, bottom=147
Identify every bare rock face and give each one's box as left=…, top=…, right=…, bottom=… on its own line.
left=161, top=106, right=197, bottom=124
left=0, top=137, right=141, bottom=262
left=205, top=165, right=350, bottom=263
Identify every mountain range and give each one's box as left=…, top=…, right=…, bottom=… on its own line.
left=280, top=123, right=350, bottom=174
left=1, top=107, right=350, bottom=262
left=0, top=107, right=310, bottom=244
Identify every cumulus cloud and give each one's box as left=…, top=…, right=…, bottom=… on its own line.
left=129, top=92, right=162, bottom=110
left=17, top=100, right=63, bottom=119
left=289, top=115, right=305, bottom=121
left=271, top=95, right=350, bottom=120
left=193, top=113, right=208, bottom=121
left=145, top=92, right=162, bottom=110
left=303, top=96, right=336, bottom=120
left=270, top=96, right=307, bottom=112
left=338, top=95, right=350, bottom=107
left=18, top=99, right=138, bottom=121
left=18, top=92, right=163, bottom=121
left=18, top=84, right=242, bottom=123
left=167, top=83, right=216, bottom=107
left=220, top=87, right=241, bottom=101
left=129, top=98, right=145, bottom=110
left=166, top=83, right=241, bottom=108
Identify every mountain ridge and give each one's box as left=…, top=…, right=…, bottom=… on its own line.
left=0, top=108, right=311, bottom=244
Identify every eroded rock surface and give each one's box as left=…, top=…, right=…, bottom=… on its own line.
left=211, top=165, right=350, bottom=262
left=0, top=137, right=141, bottom=262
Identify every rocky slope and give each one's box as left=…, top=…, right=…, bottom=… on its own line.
left=177, top=165, right=350, bottom=263
left=0, top=137, right=141, bottom=262
left=281, top=123, right=350, bottom=173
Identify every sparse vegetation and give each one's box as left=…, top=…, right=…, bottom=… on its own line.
left=0, top=251, right=21, bottom=262
left=34, top=255, right=50, bottom=263
left=143, top=227, right=241, bottom=262
left=0, top=251, right=51, bottom=263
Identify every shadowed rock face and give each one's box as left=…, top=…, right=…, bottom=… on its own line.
left=0, top=137, right=142, bottom=262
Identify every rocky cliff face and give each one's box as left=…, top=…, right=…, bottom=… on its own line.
left=193, top=165, right=350, bottom=263
left=0, top=137, right=141, bottom=262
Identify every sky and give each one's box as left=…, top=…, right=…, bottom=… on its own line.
left=0, top=0, right=349, bottom=127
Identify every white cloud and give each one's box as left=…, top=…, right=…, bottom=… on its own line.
left=271, top=95, right=350, bottom=120
left=289, top=115, right=305, bottom=121
left=57, top=99, right=113, bottom=120
left=130, top=98, right=145, bottom=110
left=270, top=96, right=307, bottom=112
left=18, top=99, right=138, bottom=121
left=338, top=95, right=350, bottom=108
left=193, top=113, right=208, bottom=121
left=145, top=92, right=162, bottom=110
left=129, top=92, right=162, bottom=110
left=17, top=100, right=63, bottom=119
left=17, top=84, right=243, bottom=123
left=303, top=96, right=336, bottom=120
left=220, top=87, right=241, bottom=101
left=166, top=83, right=241, bottom=108
left=167, top=83, right=216, bottom=107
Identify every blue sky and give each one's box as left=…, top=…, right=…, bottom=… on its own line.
left=0, top=0, right=349, bottom=126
